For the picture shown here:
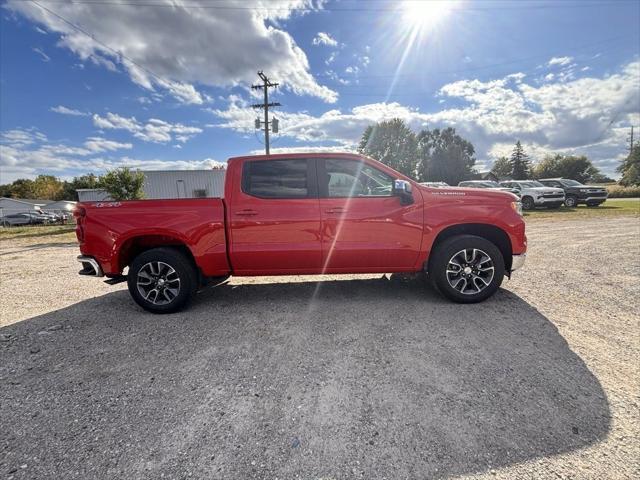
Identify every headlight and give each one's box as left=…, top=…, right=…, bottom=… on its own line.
left=511, top=201, right=523, bottom=216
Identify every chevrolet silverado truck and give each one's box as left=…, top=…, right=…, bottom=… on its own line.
left=499, top=180, right=565, bottom=210
left=538, top=178, right=608, bottom=207
left=75, top=153, right=527, bottom=313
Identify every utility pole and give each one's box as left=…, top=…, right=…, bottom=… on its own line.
left=251, top=71, right=280, bottom=155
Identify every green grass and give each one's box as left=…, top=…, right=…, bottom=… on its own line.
left=524, top=198, right=639, bottom=221
left=0, top=224, right=77, bottom=240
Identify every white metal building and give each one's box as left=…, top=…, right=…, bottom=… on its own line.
left=43, top=200, right=77, bottom=212
left=0, top=197, right=48, bottom=216
left=76, top=189, right=112, bottom=202
left=76, top=169, right=226, bottom=202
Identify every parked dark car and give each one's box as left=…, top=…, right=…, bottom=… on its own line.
left=538, top=178, right=608, bottom=207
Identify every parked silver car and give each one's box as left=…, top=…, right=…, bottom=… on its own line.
left=0, top=212, right=47, bottom=226
left=458, top=180, right=520, bottom=197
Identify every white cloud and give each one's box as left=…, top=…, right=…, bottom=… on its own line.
left=212, top=61, right=640, bottom=176
left=312, top=32, right=338, bottom=47
left=83, top=137, right=132, bottom=153
left=548, top=56, right=573, bottom=67
left=92, top=112, right=203, bottom=144
left=32, top=47, right=50, bottom=62
left=7, top=0, right=337, bottom=103
left=0, top=127, right=223, bottom=182
left=50, top=105, right=89, bottom=116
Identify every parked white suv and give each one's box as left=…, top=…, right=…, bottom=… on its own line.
left=499, top=180, right=565, bottom=210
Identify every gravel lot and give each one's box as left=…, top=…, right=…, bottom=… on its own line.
left=1, top=216, right=638, bottom=479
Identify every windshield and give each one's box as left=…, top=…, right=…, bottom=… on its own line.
left=561, top=179, right=583, bottom=187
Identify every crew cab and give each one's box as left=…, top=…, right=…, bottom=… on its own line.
left=75, top=153, right=527, bottom=313
left=538, top=178, right=608, bottom=207
left=499, top=180, right=565, bottom=210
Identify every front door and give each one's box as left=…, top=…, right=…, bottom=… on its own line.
left=318, top=158, right=423, bottom=272
left=229, top=158, right=322, bottom=274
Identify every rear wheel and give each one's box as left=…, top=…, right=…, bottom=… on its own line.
left=127, top=248, right=197, bottom=314
left=429, top=235, right=505, bottom=303
left=521, top=196, right=535, bottom=210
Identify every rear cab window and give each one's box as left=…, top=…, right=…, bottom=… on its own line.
left=241, top=158, right=317, bottom=199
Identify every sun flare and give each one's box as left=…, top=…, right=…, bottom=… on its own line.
left=402, top=0, right=457, bottom=31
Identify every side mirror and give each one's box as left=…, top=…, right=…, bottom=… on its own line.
left=393, top=179, right=414, bottom=205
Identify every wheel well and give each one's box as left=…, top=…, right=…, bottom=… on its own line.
left=118, top=235, right=197, bottom=273
left=430, top=224, right=513, bottom=271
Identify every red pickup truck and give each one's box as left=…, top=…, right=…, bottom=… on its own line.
left=75, top=153, right=526, bottom=313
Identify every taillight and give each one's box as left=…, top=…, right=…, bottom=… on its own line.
left=73, top=206, right=86, bottom=218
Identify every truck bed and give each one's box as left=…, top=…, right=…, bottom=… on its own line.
left=77, top=198, right=230, bottom=277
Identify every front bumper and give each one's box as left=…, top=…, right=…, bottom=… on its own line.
left=511, top=254, right=526, bottom=272
left=582, top=196, right=608, bottom=204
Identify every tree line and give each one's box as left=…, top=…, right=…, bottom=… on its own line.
left=1, top=120, right=638, bottom=201
left=0, top=168, right=145, bottom=201
left=358, top=119, right=625, bottom=185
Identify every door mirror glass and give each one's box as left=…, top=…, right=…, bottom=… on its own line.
left=393, top=179, right=414, bottom=205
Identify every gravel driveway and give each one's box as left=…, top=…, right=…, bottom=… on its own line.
left=1, top=216, right=638, bottom=479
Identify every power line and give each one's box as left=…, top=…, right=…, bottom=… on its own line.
left=27, top=0, right=181, bottom=89
left=251, top=71, right=280, bottom=155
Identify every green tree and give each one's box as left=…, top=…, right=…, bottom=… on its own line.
left=100, top=167, right=145, bottom=200
left=533, top=154, right=603, bottom=184
left=618, top=144, right=640, bottom=186
left=510, top=141, right=531, bottom=179
left=490, top=156, right=512, bottom=179
left=8, top=179, right=37, bottom=199
left=60, top=174, right=102, bottom=200
left=416, top=127, right=476, bottom=184
left=32, top=175, right=65, bottom=200
left=358, top=118, right=418, bottom=178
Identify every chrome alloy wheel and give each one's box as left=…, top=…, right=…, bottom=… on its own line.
left=446, top=248, right=495, bottom=295
left=136, top=261, right=181, bottom=305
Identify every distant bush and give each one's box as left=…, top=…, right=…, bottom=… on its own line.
left=606, top=184, right=640, bottom=198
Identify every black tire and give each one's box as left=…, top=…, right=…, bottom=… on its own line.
left=564, top=196, right=577, bottom=208
left=127, top=247, right=198, bottom=314
left=521, top=196, right=535, bottom=210
left=429, top=235, right=505, bottom=304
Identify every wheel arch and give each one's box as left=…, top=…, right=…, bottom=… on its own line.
left=429, top=223, right=513, bottom=272
left=117, top=234, right=198, bottom=274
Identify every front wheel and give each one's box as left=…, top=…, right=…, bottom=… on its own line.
left=127, top=247, right=197, bottom=313
left=521, top=196, right=535, bottom=210
left=429, top=235, right=505, bottom=303
left=564, top=196, right=577, bottom=208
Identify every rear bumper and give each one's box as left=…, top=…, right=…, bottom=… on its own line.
left=511, top=254, right=526, bottom=272
left=77, top=255, right=104, bottom=277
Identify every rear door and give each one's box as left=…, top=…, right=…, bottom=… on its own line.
left=228, top=157, right=322, bottom=274
left=318, top=158, right=423, bottom=272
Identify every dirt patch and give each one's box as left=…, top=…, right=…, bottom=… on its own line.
left=1, top=217, right=638, bottom=479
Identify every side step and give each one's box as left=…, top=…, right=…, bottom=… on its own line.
left=104, top=275, right=127, bottom=285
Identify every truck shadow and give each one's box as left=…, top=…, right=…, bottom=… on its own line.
left=0, top=278, right=610, bottom=479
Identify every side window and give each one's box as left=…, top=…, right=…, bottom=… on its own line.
left=242, top=159, right=311, bottom=199
left=322, top=159, right=394, bottom=198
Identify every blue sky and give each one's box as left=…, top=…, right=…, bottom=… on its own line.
left=1, top=0, right=639, bottom=183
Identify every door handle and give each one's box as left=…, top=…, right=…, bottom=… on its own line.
left=235, top=209, right=258, bottom=216
left=325, top=208, right=345, bottom=214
